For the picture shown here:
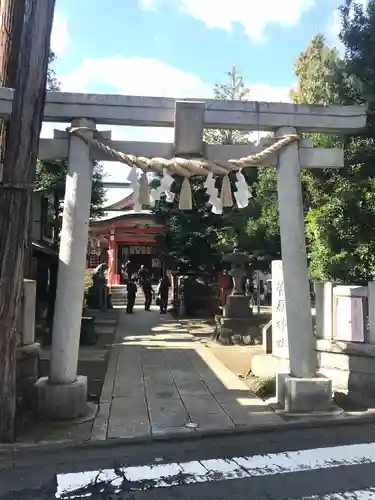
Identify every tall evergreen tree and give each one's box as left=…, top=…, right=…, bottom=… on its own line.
left=152, top=68, right=256, bottom=272
left=291, top=22, right=375, bottom=282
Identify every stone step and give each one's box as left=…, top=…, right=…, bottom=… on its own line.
left=318, top=368, right=350, bottom=391
left=320, top=367, right=375, bottom=407
left=317, top=350, right=375, bottom=376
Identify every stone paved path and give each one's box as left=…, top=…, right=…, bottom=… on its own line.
left=91, top=305, right=283, bottom=440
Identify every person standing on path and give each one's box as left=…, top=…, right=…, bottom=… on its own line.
left=219, top=271, right=232, bottom=308
left=142, top=278, right=153, bottom=311
left=126, top=278, right=137, bottom=314
left=138, top=265, right=149, bottom=285
left=157, top=273, right=170, bottom=314
left=245, top=278, right=254, bottom=306
left=124, top=260, right=133, bottom=282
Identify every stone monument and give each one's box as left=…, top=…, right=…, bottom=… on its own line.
left=215, top=249, right=263, bottom=345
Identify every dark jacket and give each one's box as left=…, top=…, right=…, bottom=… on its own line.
left=127, top=282, right=137, bottom=296
left=138, top=268, right=149, bottom=282
left=142, top=280, right=153, bottom=295
left=158, top=277, right=170, bottom=297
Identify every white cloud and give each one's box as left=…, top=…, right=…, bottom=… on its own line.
left=140, top=0, right=159, bottom=9
left=141, top=0, right=314, bottom=41
left=328, top=0, right=369, bottom=53
left=51, top=11, right=70, bottom=57
left=59, top=56, right=211, bottom=97
left=247, top=84, right=290, bottom=103
left=326, top=8, right=342, bottom=53
left=40, top=56, right=291, bottom=201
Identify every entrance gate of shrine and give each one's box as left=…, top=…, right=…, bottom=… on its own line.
left=0, top=88, right=366, bottom=418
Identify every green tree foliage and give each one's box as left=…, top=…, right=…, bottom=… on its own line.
left=288, top=35, right=347, bottom=280
left=290, top=34, right=342, bottom=106
left=292, top=11, right=375, bottom=282
left=35, top=52, right=106, bottom=243
left=152, top=175, right=225, bottom=273
left=285, top=15, right=375, bottom=283
left=248, top=29, right=375, bottom=279
left=246, top=167, right=281, bottom=270
left=47, top=51, right=60, bottom=91
left=36, top=160, right=105, bottom=220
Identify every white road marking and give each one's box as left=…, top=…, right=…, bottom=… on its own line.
left=178, top=461, right=209, bottom=484
left=234, top=443, right=375, bottom=477
left=55, top=441, right=375, bottom=497
left=297, top=489, right=375, bottom=499
left=124, top=463, right=183, bottom=487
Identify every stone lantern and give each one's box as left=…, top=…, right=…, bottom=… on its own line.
left=214, top=248, right=263, bottom=345
left=222, top=248, right=252, bottom=318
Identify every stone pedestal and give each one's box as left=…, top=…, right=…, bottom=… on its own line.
left=16, top=342, right=41, bottom=410
left=276, top=372, right=333, bottom=412
left=217, top=317, right=263, bottom=345
left=34, top=376, right=88, bottom=420
left=224, top=294, right=253, bottom=318
left=216, top=294, right=260, bottom=345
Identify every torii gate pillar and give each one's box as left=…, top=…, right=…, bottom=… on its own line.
left=35, top=118, right=95, bottom=419
left=275, top=127, right=332, bottom=412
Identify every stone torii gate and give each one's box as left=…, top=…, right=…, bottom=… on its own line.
left=0, top=89, right=366, bottom=417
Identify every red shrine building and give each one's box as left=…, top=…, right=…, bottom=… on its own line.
left=87, top=193, right=165, bottom=286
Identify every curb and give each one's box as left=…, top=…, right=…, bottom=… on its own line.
left=1, top=410, right=375, bottom=458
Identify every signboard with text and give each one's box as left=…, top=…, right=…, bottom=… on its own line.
left=272, top=260, right=289, bottom=358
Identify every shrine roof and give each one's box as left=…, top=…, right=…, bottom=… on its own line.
left=90, top=209, right=156, bottom=226
left=104, top=191, right=133, bottom=211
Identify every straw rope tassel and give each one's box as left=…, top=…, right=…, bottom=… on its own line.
left=138, top=171, right=151, bottom=206
left=179, top=176, right=193, bottom=210
left=220, top=174, right=233, bottom=207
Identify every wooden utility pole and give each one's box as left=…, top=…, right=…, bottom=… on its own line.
left=0, top=0, right=56, bottom=442
left=0, top=0, right=26, bottom=177
left=0, top=0, right=33, bottom=278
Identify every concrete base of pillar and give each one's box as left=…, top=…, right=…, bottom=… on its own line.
left=277, top=372, right=333, bottom=412
left=34, top=375, right=88, bottom=420
left=17, top=342, right=41, bottom=411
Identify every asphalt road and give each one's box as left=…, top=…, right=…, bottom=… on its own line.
left=2, top=424, right=375, bottom=499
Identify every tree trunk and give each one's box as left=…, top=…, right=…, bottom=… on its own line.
left=0, top=0, right=56, bottom=443
left=0, top=0, right=26, bottom=175
left=0, top=0, right=34, bottom=279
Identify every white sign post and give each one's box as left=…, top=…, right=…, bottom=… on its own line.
left=272, top=260, right=289, bottom=358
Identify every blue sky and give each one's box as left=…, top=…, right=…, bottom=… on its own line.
left=45, top=0, right=366, bottom=204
